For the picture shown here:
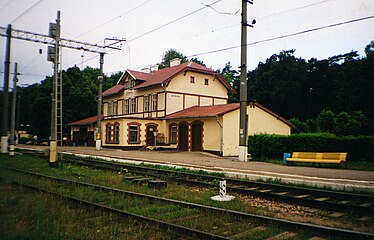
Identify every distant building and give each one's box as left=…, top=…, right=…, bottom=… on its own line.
left=67, top=116, right=97, bottom=146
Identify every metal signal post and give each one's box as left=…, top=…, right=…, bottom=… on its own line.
left=48, top=11, right=61, bottom=166
left=239, top=0, right=255, bottom=161
left=1, top=24, right=11, bottom=154
left=0, top=11, right=124, bottom=163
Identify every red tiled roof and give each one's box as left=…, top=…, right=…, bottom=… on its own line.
left=164, top=102, right=295, bottom=128
left=119, top=62, right=235, bottom=93
left=102, top=85, right=124, bottom=97
left=165, top=103, right=240, bottom=119
left=67, top=116, right=98, bottom=126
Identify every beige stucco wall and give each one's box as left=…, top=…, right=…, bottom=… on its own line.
left=166, top=92, right=184, bottom=115
left=200, top=97, right=213, bottom=106
left=214, top=98, right=227, bottom=105
left=248, top=106, right=291, bottom=135
left=167, top=71, right=228, bottom=98
left=221, top=106, right=291, bottom=156
left=185, top=95, right=198, bottom=109
left=222, top=110, right=240, bottom=156
left=201, top=118, right=221, bottom=152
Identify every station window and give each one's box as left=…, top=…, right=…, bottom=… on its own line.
left=151, top=94, right=157, bottom=111
left=108, top=101, right=113, bottom=116
left=190, top=76, right=195, bottom=83
left=128, top=125, right=139, bottom=143
left=130, top=98, right=136, bottom=113
left=204, top=78, right=209, bottom=86
left=169, top=124, right=177, bottom=144
left=105, top=122, right=120, bottom=144
left=144, top=95, right=149, bottom=112
left=113, top=101, right=118, bottom=115
left=124, top=99, right=129, bottom=114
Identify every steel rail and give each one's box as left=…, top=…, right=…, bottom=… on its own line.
left=2, top=166, right=373, bottom=239
left=0, top=178, right=228, bottom=240
left=63, top=155, right=374, bottom=215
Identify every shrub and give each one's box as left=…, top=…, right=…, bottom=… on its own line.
left=248, top=133, right=374, bottom=161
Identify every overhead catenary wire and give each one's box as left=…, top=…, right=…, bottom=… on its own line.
left=76, top=0, right=338, bottom=68
left=11, top=0, right=45, bottom=23
left=0, top=0, right=12, bottom=11
left=73, top=0, right=154, bottom=40
left=127, top=15, right=374, bottom=71
left=126, top=0, right=224, bottom=44
left=65, top=0, right=224, bottom=70
left=259, top=0, right=333, bottom=20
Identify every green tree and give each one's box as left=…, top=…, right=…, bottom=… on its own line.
left=220, top=62, right=239, bottom=103
left=316, top=109, right=335, bottom=133
left=365, top=40, right=374, bottom=56
left=17, top=66, right=122, bottom=139
left=248, top=50, right=308, bottom=119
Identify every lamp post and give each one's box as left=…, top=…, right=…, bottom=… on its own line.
left=96, top=73, right=103, bottom=150
left=95, top=38, right=125, bottom=150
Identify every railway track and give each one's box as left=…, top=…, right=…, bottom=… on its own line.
left=1, top=165, right=373, bottom=240
left=61, top=154, right=374, bottom=218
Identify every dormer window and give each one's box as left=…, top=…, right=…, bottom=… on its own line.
left=125, top=78, right=136, bottom=89
left=130, top=80, right=136, bottom=88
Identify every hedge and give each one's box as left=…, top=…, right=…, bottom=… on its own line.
left=248, top=133, right=374, bottom=161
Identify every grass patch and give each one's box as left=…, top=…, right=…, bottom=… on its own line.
left=0, top=181, right=171, bottom=239
left=2, top=153, right=373, bottom=237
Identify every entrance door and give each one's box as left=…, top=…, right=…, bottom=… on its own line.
left=178, top=124, right=188, bottom=151
left=146, top=125, right=156, bottom=145
left=191, top=123, right=202, bottom=151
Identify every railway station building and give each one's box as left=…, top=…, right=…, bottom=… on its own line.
left=69, top=59, right=293, bottom=156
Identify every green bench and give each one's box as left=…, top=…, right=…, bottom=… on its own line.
left=285, top=152, right=348, bottom=165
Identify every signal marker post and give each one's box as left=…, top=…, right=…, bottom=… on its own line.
left=9, top=63, right=18, bottom=158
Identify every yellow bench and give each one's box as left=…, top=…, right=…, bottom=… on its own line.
left=286, top=152, right=348, bottom=165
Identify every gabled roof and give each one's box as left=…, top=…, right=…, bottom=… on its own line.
left=164, top=102, right=295, bottom=128
left=102, top=85, right=124, bottom=97
left=118, top=61, right=235, bottom=93
left=67, top=116, right=98, bottom=126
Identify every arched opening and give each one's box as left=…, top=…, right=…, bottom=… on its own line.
left=178, top=123, right=188, bottom=151
left=191, top=122, right=203, bottom=151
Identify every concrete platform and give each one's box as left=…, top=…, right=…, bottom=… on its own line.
left=15, top=145, right=374, bottom=193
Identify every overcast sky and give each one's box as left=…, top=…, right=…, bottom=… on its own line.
left=0, top=0, right=373, bottom=87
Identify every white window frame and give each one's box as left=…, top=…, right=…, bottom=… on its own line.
left=130, top=98, right=136, bottom=113
left=124, top=99, right=129, bottom=114
left=144, top=95, right=149, bottom=112
left=151, top=94, right=157, bottom=111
